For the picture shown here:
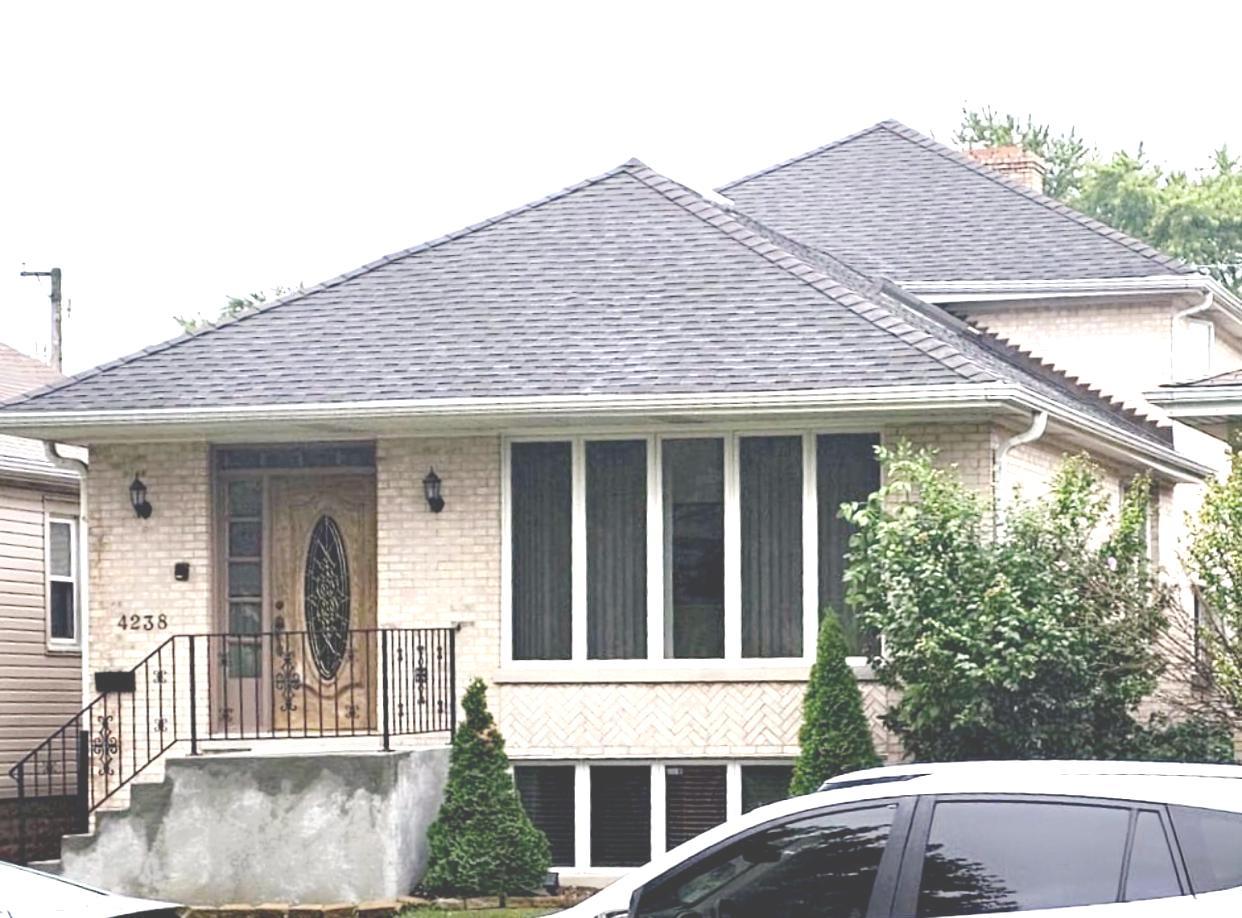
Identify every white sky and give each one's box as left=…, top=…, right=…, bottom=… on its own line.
left=3, top=0, right=1240, bottom=374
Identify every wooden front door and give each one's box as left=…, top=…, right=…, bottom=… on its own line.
left=268, top=474, right=377, bottom=734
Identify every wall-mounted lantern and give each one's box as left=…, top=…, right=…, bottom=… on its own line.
left=423, top=468, right=444, bottom=513
left=130, top=474, right=153, bottom=519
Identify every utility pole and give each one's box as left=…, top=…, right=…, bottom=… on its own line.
left=19, top=266, right=62, bottom=372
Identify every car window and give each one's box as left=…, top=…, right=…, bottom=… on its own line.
left=916, top=800, right=1130, bottom=916
left=633, top=803, right=896, bottom=918
left=1125, top=810, right=1181, bottom=902
left=1169, top=805, right=1242, bottom=894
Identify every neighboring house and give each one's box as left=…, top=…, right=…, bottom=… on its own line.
left=0, top=122, right=1229, bottom=884
left=0, top=344, right=81, bottom=859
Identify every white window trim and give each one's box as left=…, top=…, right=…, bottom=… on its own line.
left=45, top=513, right=80, bottom=651
left=501, top=426, right=877, bottom=673
left=516, top=759, right=795, bottom=872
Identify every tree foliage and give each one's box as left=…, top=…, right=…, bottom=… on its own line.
left=422, top=678, right=550, bottom=900
left=957, top=108, right=1242, bottom=293
left=789, top=612, right=880, bottom=795
left=842, top=443, right=1211, bottom=761
left=174, top=285, right=301, bottom=334
left=1188, top=444, right=1242, bottom=718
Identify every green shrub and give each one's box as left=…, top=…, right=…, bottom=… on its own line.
left=1129, top=714, right=1236, bottom=764
left=789, top=613, right=881, bottom=795
left=422, top=679, right=550, bottom=901
left=844, top=444, right=1181, bottom=761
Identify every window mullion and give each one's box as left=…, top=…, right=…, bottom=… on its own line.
left=574, top=763, right=591, bottom=869
left=724, top=433, right=741, bottom=660
left=571, top=440, right=588, bottom=662
left=646, top=435, right=663, bottom=661
left=726, top=762, right=742, bottom=820
left=651, top=763, right=667, bottom=856
left=802, top=433, right=819, bottom=661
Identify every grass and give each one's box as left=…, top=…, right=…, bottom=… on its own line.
left=399, top=910, right=559, bottom=918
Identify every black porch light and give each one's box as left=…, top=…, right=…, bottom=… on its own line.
left=129, top=474, right=153, bottom=519
left=423, top=468, right=444, bottom=513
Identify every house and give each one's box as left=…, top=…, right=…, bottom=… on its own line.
left=0, top=344, right=82, bottom=862
left=0, top=121, right=1231, bottom=889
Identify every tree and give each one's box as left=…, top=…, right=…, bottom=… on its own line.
left=957, top=108, right=1242, bottom=294
left=789, top=613, right=880, bottom=795
left=422, top=678, right=550, bottom=901
left=1187, top=443, right=1242, bottom=719
left=174, top=284, right=301, bottom=334
left=954, top=106, right=1091, bottom=200
left=842, top=443, right=1204, bottom=761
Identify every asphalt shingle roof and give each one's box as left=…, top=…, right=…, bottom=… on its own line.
left=0, top=160, right=1168, bottom=450
left=0, top=344, right=75, bottom=482
left=720, top=120, right=1193, bottom=284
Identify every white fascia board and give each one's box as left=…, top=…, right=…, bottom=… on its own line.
left=0, top=382, right=1209, bottom=480
left=1146, top=386, right=1242, bottom=416
left=912, top=275, right=1242, bottom=325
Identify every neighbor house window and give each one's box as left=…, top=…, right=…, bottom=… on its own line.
left=46, top=515, right=77, bottom=644
left=506, top=432, right=879, bottom=663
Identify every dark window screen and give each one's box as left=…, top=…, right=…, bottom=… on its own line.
left=511, top=442, right=573, bottom=660
left=1170, top=805, right=1242, bottom=894
left=514, top=766, right=575, bottom=867
left=635, top=804, right=894, bottom=918
left=817, top=434, right=879, bottom=656
left=1125, top=810, right=1181, bottom=902
left=740, top=436, right=803, bottom=658
left=663, top=439, right=724, bottom=659
left=592, top=766, right=651, bottom=867
left=742, top=765, right=793, bottom=813
left=49, top=581, right=75, bottom=639
left=666, top=766, right=727, bottom=849
left=587, top=440, right=647, bottom=659
left=917, top=800, right=1130, bottom=916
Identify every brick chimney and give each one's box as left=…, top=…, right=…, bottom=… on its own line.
left=964, top=145, right=1048, bottom=194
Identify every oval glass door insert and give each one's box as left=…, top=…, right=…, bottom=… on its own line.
left=304, top=515, right=351, bottom=679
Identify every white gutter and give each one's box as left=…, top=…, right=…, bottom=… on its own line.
left=1171, top=291, right=1215, bottom=382
left=44, top=442, right=90, bottom=709
left=913, top=275, right=1242, bottom=333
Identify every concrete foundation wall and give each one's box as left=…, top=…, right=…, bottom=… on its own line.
left=59, top=747, right=449, bottom=905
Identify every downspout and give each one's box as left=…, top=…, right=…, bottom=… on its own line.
left=45, top=442, right=89, bottom=708
left=994, top=411, right=1049, bottom=533
left=1172, top=291, right=1214, bottom=382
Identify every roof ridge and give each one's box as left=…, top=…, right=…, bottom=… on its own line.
left=873, top=121, right=1192, bottom=277
left=622, top=163, right=999, bottom=386
left=715, top=120, right=893, bottom=193
left=2, top=160, right=645, bottom=410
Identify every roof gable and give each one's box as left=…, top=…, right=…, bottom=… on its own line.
left=719, top=120, right=1191, bottom=284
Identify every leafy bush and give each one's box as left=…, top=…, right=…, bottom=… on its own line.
left=1129, top=714, right=1236, bottom=764
left=843, top=443, right=1181, bottom=761
left=422, top=678, right=550, bottom=901
left=789, top=613, right=880, bottom=795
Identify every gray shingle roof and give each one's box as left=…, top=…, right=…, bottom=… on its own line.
left=720, top=120, right=1192, bottom=284
left=0, top=160, right=1169, bottom=450
left=0, top=344, right=76, bottom=483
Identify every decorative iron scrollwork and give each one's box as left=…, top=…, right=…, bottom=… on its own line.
left=91, top=715, right=118, bottom=776
left=415, top=643, right=428, bottom=705
left=275, top=649, right=302, bottom=712
left=154, top=669, right=168, bottom=684
left=304, top=515, right=351, bottom=680
left=344, top=702, right=359, bottom=722
left=156, top=717, right=169, bottom=734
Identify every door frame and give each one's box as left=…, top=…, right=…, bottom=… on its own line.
left=210, top=443, right=377, bottom=736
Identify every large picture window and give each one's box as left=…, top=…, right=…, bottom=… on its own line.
left=506, top=431, right=879, bottom=664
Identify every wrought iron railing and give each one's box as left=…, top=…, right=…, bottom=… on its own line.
left=4, top=626, right=456, bottom=864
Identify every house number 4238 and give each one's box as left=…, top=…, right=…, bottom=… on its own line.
left=117, top=614, right=168, bottom=631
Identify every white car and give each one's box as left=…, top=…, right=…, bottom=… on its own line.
left=559, top=760, right=1242, bottom=917
left=0, top=862, right=180, bottom=917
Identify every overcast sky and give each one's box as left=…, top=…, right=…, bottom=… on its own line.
left=3, top=1, right=1240, bottom=374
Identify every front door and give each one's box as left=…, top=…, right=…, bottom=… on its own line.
left=268, top=474, right=377, bottom=734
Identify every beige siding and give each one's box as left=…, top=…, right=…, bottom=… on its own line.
left=0, top=483, right=81, bottom=798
